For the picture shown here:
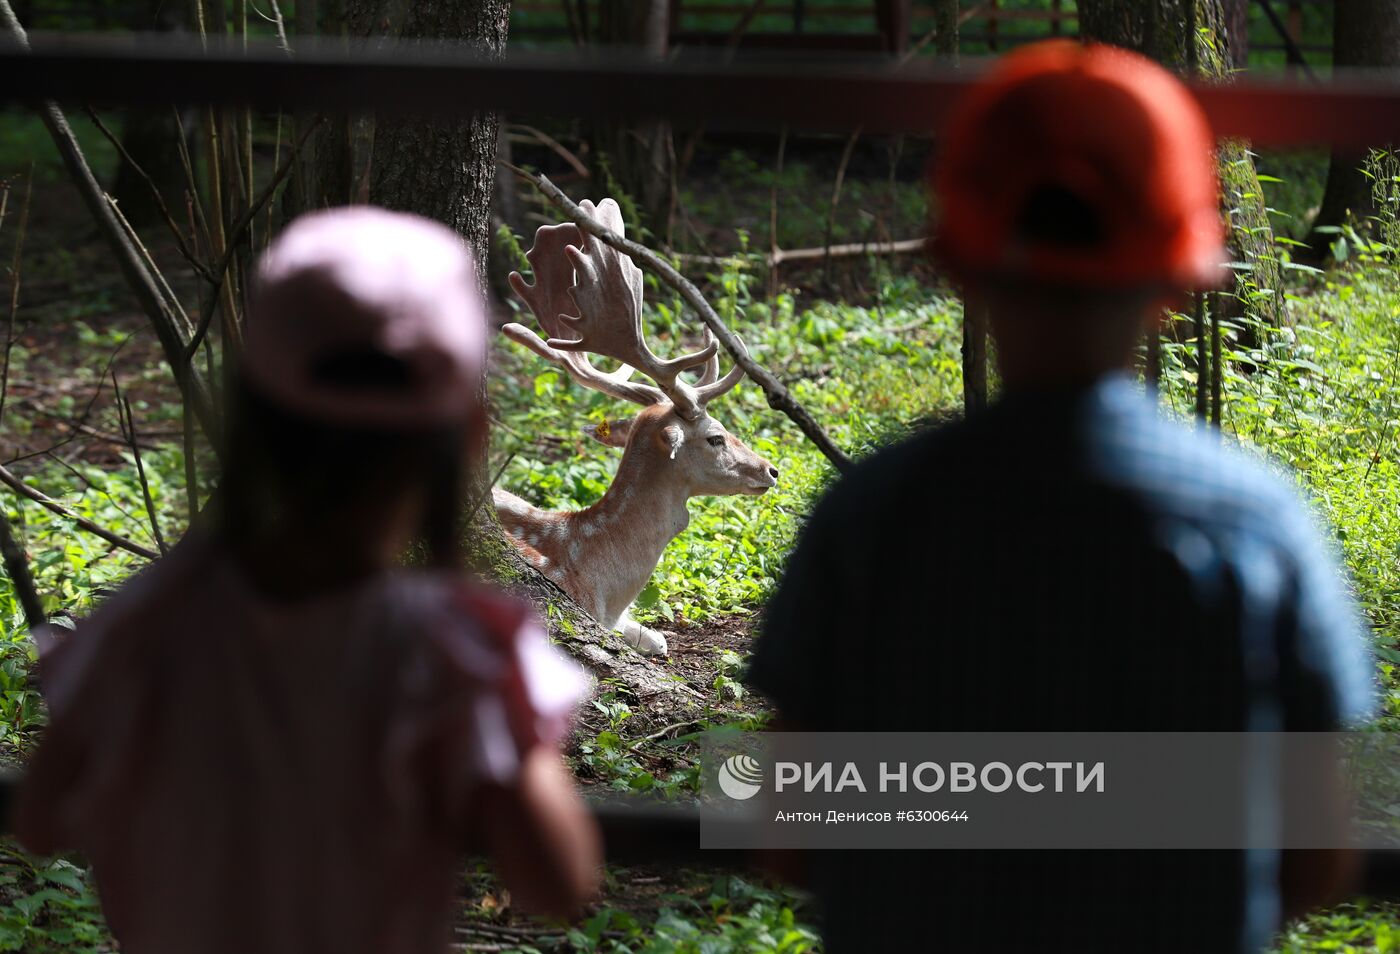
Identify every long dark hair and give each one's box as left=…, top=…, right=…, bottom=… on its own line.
left=219, top=379, right=467, bottom=571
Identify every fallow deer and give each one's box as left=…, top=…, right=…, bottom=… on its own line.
left=494, top=199, right=779, bottom=655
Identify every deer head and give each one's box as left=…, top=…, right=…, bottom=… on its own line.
left=503, top=199, right=778, bottom=501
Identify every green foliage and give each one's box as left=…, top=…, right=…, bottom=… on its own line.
left=1277, top=901, right=1400, bottom=953
left=0, top=112, right=119, bottom=186
left=575, top=691, right=702, bottom=798
left=567, top=876, right=819, bottom=954
left=1156, top=264, right=1400, bottom=710
left=0, top=447, right=192, bottom=750
left=1368, top=149, right=1400, bottom=255
left=0, top=843, right=107, bottom=954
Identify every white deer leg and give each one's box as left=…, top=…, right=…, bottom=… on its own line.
left=618, top=609, right=668, bottom=656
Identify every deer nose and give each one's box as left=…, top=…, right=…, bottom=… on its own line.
left=767, top=466, right=779, bottom=480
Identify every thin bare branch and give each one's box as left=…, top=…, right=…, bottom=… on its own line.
left=259, top=0, right=291, bottom=52
left=824, top=126, right=861, bottom=286
left=105, top=193, right=194, bottom=336
left=507, top=124, right=590, bottom=179
left=84, top=107, right=216, bottom=284
left=0, top=463, right=160, bottom=560
left=0, top=168, right=30, bottom=435
left=113, top=372, right=169, bottom=555
left=185, top=117, right=323, bottom=363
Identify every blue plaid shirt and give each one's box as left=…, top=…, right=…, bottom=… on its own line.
left=749, top=373, right=1375, bottom=953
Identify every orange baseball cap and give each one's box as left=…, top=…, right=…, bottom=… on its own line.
left=931, top=40, right=1227, bottom=291
left=244, top=207, right=485, bottom=429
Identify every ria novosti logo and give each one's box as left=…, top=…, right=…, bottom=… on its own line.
left=718, top=754, right=764, bottom=800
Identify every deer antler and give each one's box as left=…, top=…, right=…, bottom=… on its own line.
left=504, top=218, right=664, bottom=407
left=551, top=199, right=722, bottom=420
left=694, top=327, right=746, bottom=403
left=505, top=198, right=746, bottom=420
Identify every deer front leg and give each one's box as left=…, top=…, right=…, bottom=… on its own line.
left=617, top=609, right=669, bottom=656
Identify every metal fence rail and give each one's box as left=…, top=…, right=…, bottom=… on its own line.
left=2, top=35, right=1399, bottom=146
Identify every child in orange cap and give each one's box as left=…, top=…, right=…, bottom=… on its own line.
left=17, top=207, right=601, bottom=954
left=749, top=41, right=1373, bottom=953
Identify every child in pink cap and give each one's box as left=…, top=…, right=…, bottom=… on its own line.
left=16, top=207, right=601, bottom=954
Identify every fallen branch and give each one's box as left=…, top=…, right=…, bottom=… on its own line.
left=627, top=718, right=704, bottom=751
left=0, top=462, right=160, bottom=560
left=683, top=236, right=926, bottom=269
left=506, top=165, right=854, bottom=474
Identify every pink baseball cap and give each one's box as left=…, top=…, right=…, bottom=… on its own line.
left=244, top=207, right=486, bottom=429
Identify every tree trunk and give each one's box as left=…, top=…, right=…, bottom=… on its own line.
left=1079, top=0, right=1282, bottom=325
left=933, top=0, right=957, bottom=60
left=109, top=0, right=187, bottom=224
left=319, top=0, right=683, bottom=703
left=1302, top=0, right=1400, bottom=257
left=337, top=0, right=509, bottom=297
left=1221, top=0, right=1248, bottom=67
left=590, top=0, right=671, bottom=238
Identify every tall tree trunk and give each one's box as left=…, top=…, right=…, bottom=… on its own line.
left=316, top=0, right=680, bottom=700
left=933, top=0, right=957, bottom=60
left=590, top=0, right=671, bottom=238
left=1079, top=0, right=1282, bottom=325
left=1303, top=0, right=1400, bottom=258
left=1221, top=0, right=1248, bottom=67
left=337, top=0, right=509, bottom=297
left=109, top=0, right=187, bottom=224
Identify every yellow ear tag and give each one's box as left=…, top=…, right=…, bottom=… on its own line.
left=596, top=418, right=611, bottom=441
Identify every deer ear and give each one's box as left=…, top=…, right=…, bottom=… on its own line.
left=584, top=417, right=633, bottom=448
left=657, top=424, right=685, bottom=460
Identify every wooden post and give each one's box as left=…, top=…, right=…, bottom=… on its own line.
left=1050, top=0, right=1063, bottom=36
left=987, top=0, right=999, bottom=50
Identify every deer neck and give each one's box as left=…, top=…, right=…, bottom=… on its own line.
left=576, top=450, right=691, bottom=615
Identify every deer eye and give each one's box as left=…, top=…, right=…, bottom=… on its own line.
left=706, top=435, right=726, bottom=448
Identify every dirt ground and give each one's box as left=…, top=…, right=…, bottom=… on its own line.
left=1, top=177, right=189, bottom=470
